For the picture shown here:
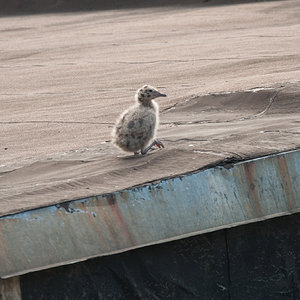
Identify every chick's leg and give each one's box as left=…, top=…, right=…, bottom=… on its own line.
left=141, top=139, right=165, bottom=155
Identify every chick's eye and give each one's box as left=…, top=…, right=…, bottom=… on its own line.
left=149, top=90, right=153, bottom=92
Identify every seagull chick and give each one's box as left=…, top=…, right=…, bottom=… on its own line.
left=112, top=85, right=167, bottom=155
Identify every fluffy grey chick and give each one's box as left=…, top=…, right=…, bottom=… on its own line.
left=112, top=85, right=167, bottom=155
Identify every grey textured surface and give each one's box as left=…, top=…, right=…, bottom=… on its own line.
left=0, top=0, right=299, bottom=215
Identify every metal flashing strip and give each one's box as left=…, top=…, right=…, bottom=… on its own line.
left=1, top=149, right=299, bottom=278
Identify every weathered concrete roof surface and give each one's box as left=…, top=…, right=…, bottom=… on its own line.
left=0, top=0, right=300, bottom=216
left=1, top=84, right=300, bottom=218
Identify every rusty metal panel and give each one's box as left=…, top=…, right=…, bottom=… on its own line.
left=0, top=149, right=299, bottom=278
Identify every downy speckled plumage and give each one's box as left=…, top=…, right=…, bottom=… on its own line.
left=112, top=85, right=166, bottom=155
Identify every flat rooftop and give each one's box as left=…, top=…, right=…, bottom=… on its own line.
left=1, top=0, right=299, bottom=216
left=1, top=83, right=300, bottom=217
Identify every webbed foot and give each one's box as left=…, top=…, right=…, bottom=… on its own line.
left=141, top=139, right=165, bottom=155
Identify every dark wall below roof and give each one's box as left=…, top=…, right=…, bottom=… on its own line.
left=20, top=212, right=300, bottom=300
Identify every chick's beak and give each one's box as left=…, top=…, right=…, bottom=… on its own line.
left=156, top=91, right=167, bottom=97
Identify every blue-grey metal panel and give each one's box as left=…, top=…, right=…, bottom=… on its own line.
left=0, top=150, right=299, bottom=278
